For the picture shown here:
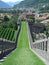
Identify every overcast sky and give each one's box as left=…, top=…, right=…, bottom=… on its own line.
left=2, top=0, right=23, bottom=2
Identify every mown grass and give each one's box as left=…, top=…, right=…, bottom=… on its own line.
left=1, top=22, right=45, bottom=65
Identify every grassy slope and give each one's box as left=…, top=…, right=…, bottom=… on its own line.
left=1, top=22, right=45, bottom=65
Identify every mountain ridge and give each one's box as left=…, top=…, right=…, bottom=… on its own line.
left=14, top=0, right=49, bottom=8
left=7, top=1, right=21, bottom=7
left=0, top=0, right=11, bottom=8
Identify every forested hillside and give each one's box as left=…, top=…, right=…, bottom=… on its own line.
left=14, top=0, right=49, bottom=8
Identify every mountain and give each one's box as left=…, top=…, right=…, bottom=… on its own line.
left=7, top=1, right=20, bottom=7
left=0, top=0, right=11, bottom=8
left=14, top=0, right=49, bottom=8
left=7, top=2, right=16, bottom=7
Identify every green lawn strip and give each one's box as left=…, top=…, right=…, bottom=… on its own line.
left=1, top=22, right=45, bottom=65
left=1, top=28, right=7, bottom=38
left=0, top=28, right=3, bottom=37
left=9, top=29, right=13, bottom=40
left=0, top=28, right=2, bottom=32
left=0, top=28, right=5, bottom=38
left=9, top=30, right=14, bottom=41
left=12, top=30, right=17, bottom=41
left=11, top=30, right=15, bottom=41
left=4, top=28, right=9, bottom=39
left=7, top=29, right=12, bottom=40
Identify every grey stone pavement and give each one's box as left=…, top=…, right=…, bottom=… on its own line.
left=27, top=23, right=49, bottom=65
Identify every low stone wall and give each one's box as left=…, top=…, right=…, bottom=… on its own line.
left=28, top=22, right=49, bottom=64
left=33, top=39, right=48, bottom=52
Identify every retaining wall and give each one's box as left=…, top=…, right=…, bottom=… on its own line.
left=0, top=23, right=21, bottom=59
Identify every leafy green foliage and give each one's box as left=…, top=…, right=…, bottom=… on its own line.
left=0, top=16, right=18, bottom=30
left=3, top=16, right=9, bottom=22
left=0, top=16, right=18, bottom=41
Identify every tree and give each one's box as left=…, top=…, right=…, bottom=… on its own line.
left=3, top=16, right=9, bottom=22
